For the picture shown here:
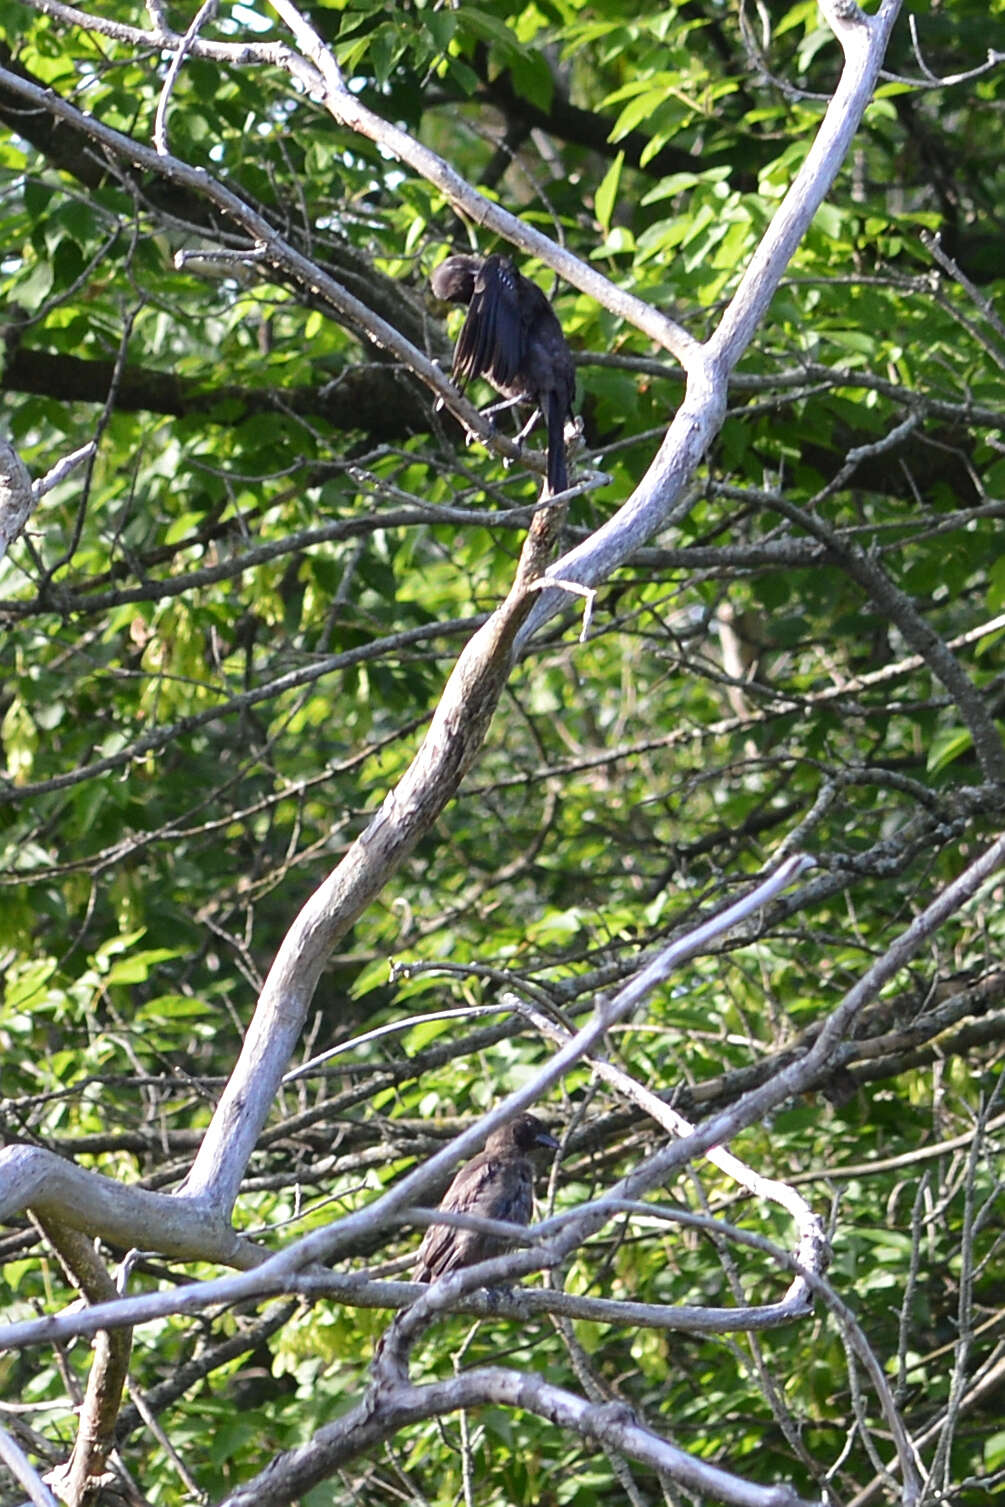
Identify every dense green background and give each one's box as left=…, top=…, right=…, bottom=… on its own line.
left=1, top=2, right=1003, bottom=1504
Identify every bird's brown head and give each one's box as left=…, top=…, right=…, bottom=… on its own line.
left=484, top=1113, right=559, bottom=1158
left=430, top=255, right=480, bottom=305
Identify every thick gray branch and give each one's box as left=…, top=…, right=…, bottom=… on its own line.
left=0, top=1145, right=263, bottom=1266
left=0, top=439, right=34, bottom=561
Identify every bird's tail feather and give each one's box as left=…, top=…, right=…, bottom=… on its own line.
left=546, top=389, right=567, bottom=496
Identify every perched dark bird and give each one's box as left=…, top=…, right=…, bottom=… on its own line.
left=411, top=1113, right=560, bottom=1283
left=371, top=1114, right=559, bottom=1371
left=430, top=254, right=576, bottom=495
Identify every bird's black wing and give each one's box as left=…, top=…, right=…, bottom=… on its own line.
left=432, top=253, right=574, bottom=492
left=454, top=256, right=525, bottom=392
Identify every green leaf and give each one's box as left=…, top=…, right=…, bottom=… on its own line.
left=927, top=727, right=974, bottom=775
left=594, top=150, right=625, bottom=235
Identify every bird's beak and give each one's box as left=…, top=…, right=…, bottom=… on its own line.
left=536, top=1128, right=561, bottom=1151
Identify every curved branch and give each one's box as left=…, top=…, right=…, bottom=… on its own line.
left=0, top=1145, right=264, bottom=1267
left=513, top=997, right=827, bottom=1318
left=222, top=1363, right=814, bottom=1507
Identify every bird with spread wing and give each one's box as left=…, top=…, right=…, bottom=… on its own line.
left=431, top=254, right=576, bottom=495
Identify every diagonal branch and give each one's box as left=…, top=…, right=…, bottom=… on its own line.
left=760, top=491, right=1005, bottom=783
